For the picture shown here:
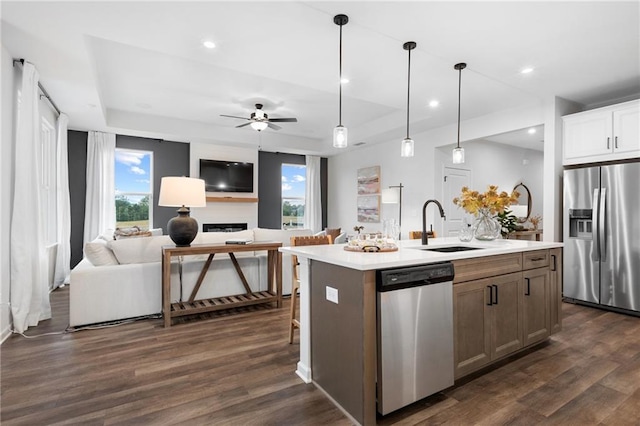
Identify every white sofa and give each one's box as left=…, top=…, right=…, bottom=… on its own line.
left=69, top=227, right=312, bottom=327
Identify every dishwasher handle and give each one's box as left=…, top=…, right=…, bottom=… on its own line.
left=377, top=262, right=454, bottom=292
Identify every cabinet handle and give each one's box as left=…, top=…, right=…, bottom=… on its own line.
left=492, top=284, right=498, bottom=304
left=615, top=136, right=618, bottom=149
left=525, top=278, right=531, bottom=296
left=607, top=137, right=610, bottom=149
left=530, top=257, right=546, bottom=262
left=487, top=286, right=493, bottom=306
left=551, top=254, right=557, bottom=271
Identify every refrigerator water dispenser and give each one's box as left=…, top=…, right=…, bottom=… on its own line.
left=568, top=209, right=592, bottom=239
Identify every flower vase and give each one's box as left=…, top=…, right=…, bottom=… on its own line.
left=473, top=209, right=501, bottom=241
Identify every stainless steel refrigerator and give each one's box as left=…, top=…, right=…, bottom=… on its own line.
left=563, top=161, right=640, bottom=314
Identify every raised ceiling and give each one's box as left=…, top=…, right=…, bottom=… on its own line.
left=2, top=1, right=639, bottom=156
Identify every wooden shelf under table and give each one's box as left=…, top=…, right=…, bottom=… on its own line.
left=161, top=241, right=282, bottom=327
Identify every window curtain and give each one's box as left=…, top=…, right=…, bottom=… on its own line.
left=304, top=155, right=322, bottom=233
left=10, top=61, right=52, bottom=333
left=83, top=131, right=115, bottom=245
left=53, top=113, right=71, bottom=288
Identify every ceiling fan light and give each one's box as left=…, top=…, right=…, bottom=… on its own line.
left=250, top=121, right=268, bottom=131
left=333, top=125, right=348, bottom=148
left=452, top=147, right=465, bottom=164
left=401, top=137, right=414, bottom=157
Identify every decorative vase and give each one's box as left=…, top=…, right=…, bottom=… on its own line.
left=473, top=208, right=501, bottom=241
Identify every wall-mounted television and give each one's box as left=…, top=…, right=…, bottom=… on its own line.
left=199, top=159, right=254, bottom=193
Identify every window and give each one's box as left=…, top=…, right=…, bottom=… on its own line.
left=115, top=149, right=153, bottom=230
left=281, top=164, right=306, bottom=229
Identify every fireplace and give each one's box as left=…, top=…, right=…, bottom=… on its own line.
left=202, top=223, right=248, bottom=233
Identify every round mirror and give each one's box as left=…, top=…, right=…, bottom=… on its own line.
left=512, top=182, right=532, bottom=223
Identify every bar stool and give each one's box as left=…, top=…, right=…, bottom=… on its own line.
left=289, top=234, right=332, bottom=343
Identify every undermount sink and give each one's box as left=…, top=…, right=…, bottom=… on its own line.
left=419, top=246, right=484, bottom=253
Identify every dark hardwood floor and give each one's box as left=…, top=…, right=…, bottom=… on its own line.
left=1, top=286, right=639, bottom=425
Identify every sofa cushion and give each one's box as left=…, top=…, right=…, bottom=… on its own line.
left=108, top=235, right=172, bottom=264
left=84, top=238, right=119, bottom=266
left=194, top=230, right=255, bottom=245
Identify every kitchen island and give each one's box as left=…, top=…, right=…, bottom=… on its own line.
left=280, top=237, right=563, bottom=425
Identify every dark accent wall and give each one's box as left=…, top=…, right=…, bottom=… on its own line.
left=116, top=135, right=190, bottom=235
left=258, top=151, right=328, bottom=229
left=68, top=130, right=88, bottom=268
left=67, top=132, right=189, bottom=268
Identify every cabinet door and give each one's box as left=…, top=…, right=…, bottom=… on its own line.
left=549, top=248, right=563, bottom=334
left=522, top=268, right=550, bottom=346
left=490, top=272, right=524, bottom=360
left=613, top=103, right=640, bottom=155
left=563, top=111, right=612, bottom=163
left=453, top=279, right=492, bottom=379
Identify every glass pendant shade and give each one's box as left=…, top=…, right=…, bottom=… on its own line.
left=333, top=125, right=348, bottom=148
left=452, top=146, right=465, bottom=164
left=401, top=137, right=414, bottom=157
left=250, top=121, right=268, bottom=131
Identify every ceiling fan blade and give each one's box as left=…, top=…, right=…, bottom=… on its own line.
left=236, top=122, right=252, bottom=128
left=268, top=118, right=298, bottom=123
left=267, top=122, right=282, bottom=131
left=221, top=114, right=249, bottom=120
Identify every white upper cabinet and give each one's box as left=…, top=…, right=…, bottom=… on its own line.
left=563, top=99, right=639, bottom=165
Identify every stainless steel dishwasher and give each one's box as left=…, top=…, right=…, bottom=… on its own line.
left=376, top=262, right=454, bottom=415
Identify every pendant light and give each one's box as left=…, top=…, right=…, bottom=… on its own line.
left=400, top=41, right=416, bottom=157
left=452, top=62, right=467, bottom=164
left=333, top=14, right=349, bottom=148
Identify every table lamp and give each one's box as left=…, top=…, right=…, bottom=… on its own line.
left=158, top=176, right=206, bottom=247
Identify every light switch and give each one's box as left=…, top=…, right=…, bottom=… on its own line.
left=326, top=286, right=339, bottom=304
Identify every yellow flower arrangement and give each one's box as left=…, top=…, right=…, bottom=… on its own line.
left=453, top=185, right=520, bottom=216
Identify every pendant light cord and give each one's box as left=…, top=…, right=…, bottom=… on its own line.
left=406, top=47, right=411, bottom=139
left=457, top=66, right=462, bottom=149
left=338, top=23, right=343, bottom=126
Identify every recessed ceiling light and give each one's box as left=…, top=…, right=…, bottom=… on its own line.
left=521, top=67, right=534, bottom=74
left=340, top=77, right=349, bottom=84
left=429, top=100, right=439, bottom=108
left=528, top=128, right=536, bottom=134
left=203, top=40, right=216, bottom=49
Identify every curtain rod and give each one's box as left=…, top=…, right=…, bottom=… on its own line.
left=13, top=58, right=61, bottom=116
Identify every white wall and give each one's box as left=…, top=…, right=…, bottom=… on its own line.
left=1, top=46, right=16, bottom=341
left=328, top=103, right=547, bottom=240
left=189, top=142, right=259, bottom=230
left=435, top=141, right=544, bottom=226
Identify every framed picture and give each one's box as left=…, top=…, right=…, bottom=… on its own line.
left=357, top=195, right=380, bottom=223
left=357, top=166, right=380, bottom=195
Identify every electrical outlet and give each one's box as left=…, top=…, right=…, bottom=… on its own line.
left=326, top=286, right=338, bottom=304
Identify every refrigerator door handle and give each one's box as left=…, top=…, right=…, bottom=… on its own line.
left=592, top=188, right=600, bottom=261
left=599, top=187, right=607, bottom=261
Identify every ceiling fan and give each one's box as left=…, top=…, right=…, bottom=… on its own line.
left=220, top=103, right=297, bottom=131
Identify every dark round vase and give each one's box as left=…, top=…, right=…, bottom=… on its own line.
left=167, top=209, right=198, bottom=247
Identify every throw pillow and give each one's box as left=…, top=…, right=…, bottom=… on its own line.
left=113, top=226, right=153, bottom=239
left=84, top=238, right=119, bottom=266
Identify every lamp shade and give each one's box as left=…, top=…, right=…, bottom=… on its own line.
left=401, top=137, right=414, bottom=157
left=159, top=177, right=206, bottom=208
left=381, top=188, right=399, bottom=204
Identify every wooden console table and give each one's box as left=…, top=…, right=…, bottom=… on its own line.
left=508, top=229, right=543, bottom=241
left=161, top=241, right=282, bottom=327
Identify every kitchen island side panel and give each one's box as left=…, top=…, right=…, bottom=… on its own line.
left=310, top=260, right=377, bottom=425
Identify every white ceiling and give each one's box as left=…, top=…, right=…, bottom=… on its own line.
left=2, top=1, right=639, bottom=156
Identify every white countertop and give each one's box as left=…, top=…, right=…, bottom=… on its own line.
left=279, top=237, right=563, bottom=271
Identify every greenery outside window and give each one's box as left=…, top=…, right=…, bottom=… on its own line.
left=282, top=164, right=306, bottom=229
left=115, top=148, right=153, bottom=230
